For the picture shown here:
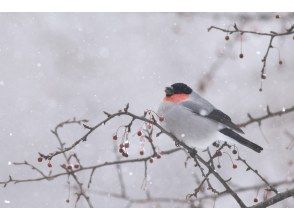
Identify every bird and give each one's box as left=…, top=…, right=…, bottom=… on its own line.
left=157, top=83, right=263, bottom=153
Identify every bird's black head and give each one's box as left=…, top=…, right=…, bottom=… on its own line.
left=165, top=83, right=193, bottom=97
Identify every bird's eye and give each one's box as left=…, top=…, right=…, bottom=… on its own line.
left=165, top=87, right=174, bottom=96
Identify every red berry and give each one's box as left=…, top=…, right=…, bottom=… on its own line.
left=225, top=35, right=229, bottom=41
left=254, top=198, right=258, bottom=203
left=123, top=152, right=129, bottom=157
left=74, top=164, right=80, bottom=169
left=149, top=158, right=154, bottom=163
left=113, top=135, right=118, bottom=140
left=47, top=162, right=52, bottom=168
left=239, top=53, right=244, bottom=59
left=233, top=164, right=237, bottom=169
left=38, top=157, right=43, bottom=162
left=137, top=131, right=142, bottom=136
left=139, top=150, right=144, bottom=155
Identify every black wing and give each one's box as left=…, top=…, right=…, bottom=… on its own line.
left=180, top=100, right=244, bottom=134
left=206, top=109, right=244, bottom=134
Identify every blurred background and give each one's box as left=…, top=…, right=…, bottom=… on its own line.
left=0, top=12, right=293, bottom=207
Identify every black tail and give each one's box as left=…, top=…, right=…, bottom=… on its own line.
left=219, top=128, right=263, bottom=153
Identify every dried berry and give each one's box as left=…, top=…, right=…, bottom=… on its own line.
left=119, top=144, right=124, bottom=148
left=139, top=150, right=144, bottom=156
left=113, top=135, right=118, bottom=140
left=217, top=164, right=221, bottom=169
left=47, top=162, right=52, bottom=168
left=232, top=164, right=237, bottom=169
left=261, top=74, right=266, bottom=79
left=159, top=117, right=164, bottom=122
left=149, top=158, right=154, bottom=163
left=137, top=131, right=142, bottom=136
left=37, top=157, right=43, bottom=162
left=156, top=154, right=161, bottom=159
left=74, top=164, right=80, bottom=169
left=239, top=53, right=244, bottom=59
left=225, top=35, right=229, bottom=41
left=119, top=148, right=124, bottom=153
left=254, top=198, right=258, bottom=203
left=232, top=149, right=237, bottom=154
left=122, top=152, right=129, bottom=157
left=275, top=15, right=280, bottom=19
left=61, top=164, right=67, bottom=169
left=279, top=60, right=283, bottom=65
left=124, top=142, right=130, bottom=148
left=67, top=165, right=72, bottom=170
left=66, top=199, right=70, bottom=203
left=216, top=151, right=222, bottom=157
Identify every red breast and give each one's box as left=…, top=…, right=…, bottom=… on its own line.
left=163, top=94, right=189, bottom=103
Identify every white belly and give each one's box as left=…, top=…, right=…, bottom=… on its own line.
left=158, top=102, right=220, bottom=149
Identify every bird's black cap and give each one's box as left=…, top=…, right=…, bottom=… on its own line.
left=165, top=83, right=193, bottom=96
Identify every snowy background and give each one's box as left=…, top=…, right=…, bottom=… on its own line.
left=0, top=13, right=293, bottom=207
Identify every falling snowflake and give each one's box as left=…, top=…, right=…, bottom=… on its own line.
left=199, top=109, right=208, bottom=116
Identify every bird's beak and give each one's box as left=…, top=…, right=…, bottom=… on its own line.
left=165, top=87, right=174, bottom=96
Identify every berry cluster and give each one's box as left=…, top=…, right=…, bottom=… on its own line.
left=61, top=163, right=80, bottom=171
left=143, top=109, right=164, bottom=123
left=37, top=156, right=53, bottom=168
left=112, top=109, right=165, bottom=159
left=149, top=153, right=162, bottom=164
left=113, top=127, right=131, bottom=158
left=215, top=145, right=239, bottom=170
left=118, top=142, right=130, bottom=157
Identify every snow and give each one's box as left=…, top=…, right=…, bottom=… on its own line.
left=199, top=109, right=208, bottom=116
